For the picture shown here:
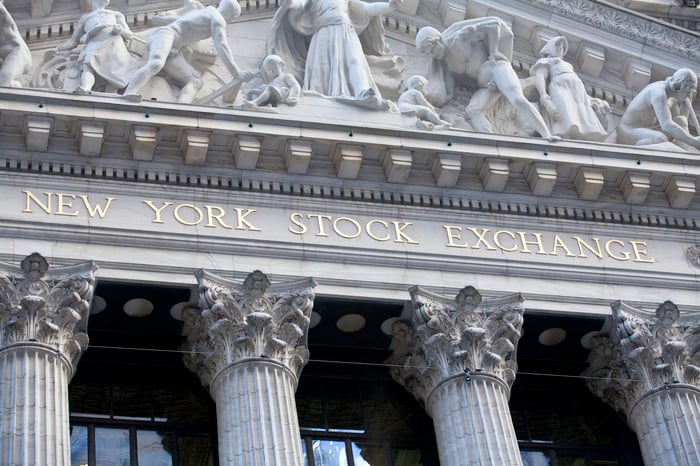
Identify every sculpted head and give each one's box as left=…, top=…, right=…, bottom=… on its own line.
left=218, top=0, right=241, bottom=21
left=416, top=27, right=445, bottom=59
left=405, top=75, right=428, bottom=92
left=261, top=55, right=285, bottom=82
left=667, top=68, right=698, bottom=97
left=90, top=0, right=110, bottom=9
left=539, top=36, right=568, bottom=59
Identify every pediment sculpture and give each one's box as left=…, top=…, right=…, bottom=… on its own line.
left=2, top=0, right=699, bottom=151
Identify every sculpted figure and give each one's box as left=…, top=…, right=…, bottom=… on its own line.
left=529, top=36, right=608, bottom=141
left=244, top=55, right=301, bottom=107
left=416, top=17, right=557, bottom=141
left=124, top=0, right=252, bottom=103
left=0, top=1, right=32, bottom=87
left=266, top=0, right=400, bottom=107
left=398, top=75, right=451, bottom=129
left=616, top=68, right=700, bottom=150
left=55, top=0, right=136, bottom=94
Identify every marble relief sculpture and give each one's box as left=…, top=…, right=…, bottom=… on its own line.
left=124, top=0, right=254, bottom=102
left=0, top=0, right=32, bottom=87
left=616, top=68, right=700, bottom=150
left=398, top=75, right=451, bottom=130
left=244, top=55, right=302, bottom=107
left=266, top=0, right=402, bottom=108
left=55, top=0, right=136, bottom=94
left=415, top=17, right=558, bottom=141
left=528, top=36, right=609, bottom=141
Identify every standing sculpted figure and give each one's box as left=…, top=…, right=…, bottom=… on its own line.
left=55, top=0, right=135, bottom=94
left=616, top=68, right=700, bottom=150
left=124, top=0, right=252, bottom=103
left=266, top=0, right=400, bottom=106
left=416, top=17, right=557, bottom=141
left=0, top=1, right=32, bottom=87
left=529, top=36, right=608, bottom=141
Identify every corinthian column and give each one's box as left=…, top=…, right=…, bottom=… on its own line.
left=0, top=253, right=97, bottom=466
left=389, top=286, right=525, bottom=466
left=585, top=300, right=700, bottom=466
left=183, top=270, right=316, bottom=466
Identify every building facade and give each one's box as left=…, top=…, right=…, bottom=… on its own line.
left=0, top=0, right=699, bottom=465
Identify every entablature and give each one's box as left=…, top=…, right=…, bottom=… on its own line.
left=1, top=88, right=698, bottom=227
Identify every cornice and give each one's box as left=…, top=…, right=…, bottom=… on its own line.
left=1, top=89, right=698, bottom=230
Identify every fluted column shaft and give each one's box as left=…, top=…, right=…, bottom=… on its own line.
left=428, top=373, right=521, bottom=466
left=212, top=359, right=303, bottom=466
left=183, top=270, right=316, bottom=466
left=389, top=286, right=525, bottom=466
left=0, top=344, right=72, bottom=466
left=628, top=385, right=700, bottom=466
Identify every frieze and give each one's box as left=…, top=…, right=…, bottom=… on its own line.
left=522, top=0, right=700, bottom=61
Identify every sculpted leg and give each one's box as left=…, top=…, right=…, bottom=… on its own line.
left=466, top=87, right=499, bottom=133
left=124, top=33, right=174, bottom=96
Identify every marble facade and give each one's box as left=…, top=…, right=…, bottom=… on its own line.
left=0, top=0, right=699, bottom=464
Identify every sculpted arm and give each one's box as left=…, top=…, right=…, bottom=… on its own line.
left=530, top=63, right=558, bottom=119
left=353, top=0, right=400, bottom=16
left=210, top=18, right=244, bottom=79
left=456, top=17, right=513, bottom=61
left=56, top=16, right=87, bottom=51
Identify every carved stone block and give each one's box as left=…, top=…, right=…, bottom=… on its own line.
left=431, top=153, right=461, bottom=187
left=25, top=116, right=52, bottom=152
left=78, top=121, right=105, bottom=157
left=234, top=135, right=262, bottom=170
left=283, top=139, right=312, bottom=174
left=620, top=171, right=650, bottom=204
left=180, top=130, right=210, bottom=165
left=479, top=158, right=509, bottom=192
left=129, top=125, right=158, bottom=161
left=31, top=0, right=53, bottom=17
left=438, top=0, right=466, bottom=25
left=574, top=167, right=605, bottom=200
left=665, top=176, right=696, bottom=208
left=383, top=149, right=412, bottom=183
left=526, top=162, right=557, bottom=196
left=623, top=57, right=652, bottom=92
left=332, top=144, right=364, bottom=179
left=576, top=43, right=606, bottom=77
left=398, top=0, right=420, bottom=15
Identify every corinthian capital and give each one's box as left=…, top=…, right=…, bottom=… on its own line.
left=0, top=253, right=98, bottom=371
left=388, top=286, right=524, bottom=403
left=183, top=270, right=317, bottom=388
left=584, top=300, right=700, bottom=416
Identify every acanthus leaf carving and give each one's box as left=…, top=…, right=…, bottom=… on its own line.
left=0, top=253, right=97, bottom=375
left=388, top=285, right=524, bottom=404
left=183, top=269, right=316, bottom=390
left=584, top=300, right=700, bottom=417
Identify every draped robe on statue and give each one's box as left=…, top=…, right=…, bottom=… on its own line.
left=266, top=0, right=399, bottom=100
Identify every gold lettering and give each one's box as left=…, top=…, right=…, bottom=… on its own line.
left=366, top=220, right=390, bottom=241
left=467, top=228, right=497, bottom=250
left=234, top=208, right=261, bottom=231
left=204, top=205, right=233, bottom=229
left=289, top=212, right=307, bottom=235
left=333, top=217, right=362, bottom=239
left=174, top=204, right=203, bottom=226
left=517, top=232, right=548, bottom=254
left=78, top=195, right=115, bottom=219
left=55, top=193, right=79, bottom=217
left=23, top=190, right=52, bottom=214
left=574, top=236, right=603, bottom=259
left=142, top=200, right=173, bottom=224
left=444, top=225, right=467, bottom=248
left=392, top=221, right=419, bottom=244
left=493, top=230, right=517, bottom=252
left=629, top=241, right=655, bottom=263
left=308, top=214, right=332, bottom=237
left=550, top=235, right=576, bottom=257
left=605, top=240, right=631, bottom=261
